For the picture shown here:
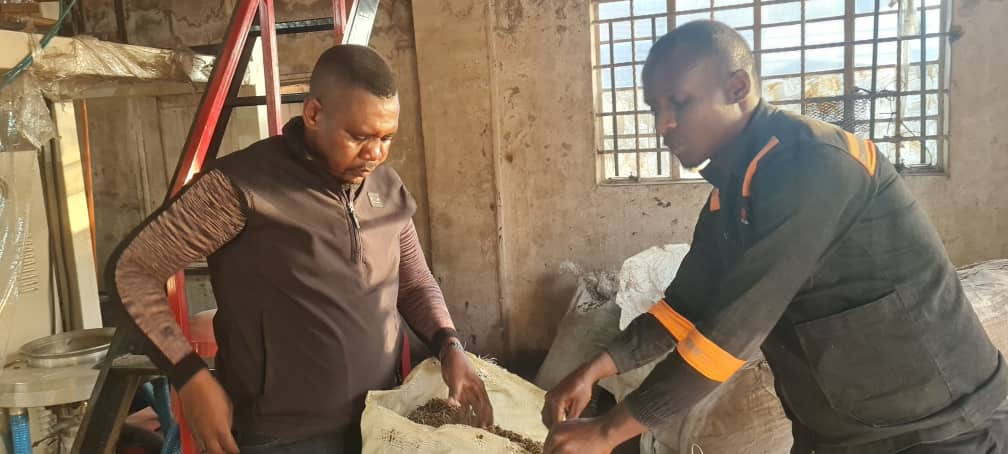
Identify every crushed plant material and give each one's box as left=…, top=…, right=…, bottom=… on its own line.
left=407, top=398, right=544, bottom=454
left=559, top=261, right=619, bottom=312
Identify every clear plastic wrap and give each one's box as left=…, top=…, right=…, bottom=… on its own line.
left=0, top=150, right=36, bottom=369
left=0, top=72, right=56, bottom=152
left=30, top=35, right=210, bottom=98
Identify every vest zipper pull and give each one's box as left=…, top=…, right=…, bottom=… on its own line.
left=344, top=189, right=362, bottom=263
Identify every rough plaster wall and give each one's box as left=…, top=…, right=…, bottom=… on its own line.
left=412, top=1, right=506, bottom=355
left=413, top=0, right=1008, bottom=363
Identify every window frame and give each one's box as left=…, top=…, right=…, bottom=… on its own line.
left=591, top=0, right=953, bottom=185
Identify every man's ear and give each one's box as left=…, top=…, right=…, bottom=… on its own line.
left=303, top=97, right=323, bottom=129
left=726, top=70, right=753, bottom=104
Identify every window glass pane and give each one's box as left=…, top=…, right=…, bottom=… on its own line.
left=600, top=68, right=613, bottom=89
left=901, top=95, right=921, bottom=118
left=923, top=140, right=939, bottom=166
left=613, top=42, right=633, bottom=63
left=714, top=0, right=751, bottom=6
left=900, top=141, right=922, bottom=166
left=599, top=43, right=612, bottom=65
left=805, top=46, right=844, bottom=72
left=601, top=115, right=615, bottom=136
left=875, top=142, right=896, bottom=162
left=614, top=66, right=634, bottom=88
left=762, top=2, right=801, bottom=24
left=855, top=0, right=877, bottom=14
left=762, top=24, right=802, bottom=49
left=855, top=41, right=897, bottom=68
left=806, top=0, right=845, bottom=19
left=806, top=19, right=845, bottom=46
left=856, top=13, right=898, bottom=41
left=598, top=23, right=610, bottom=41
left=676, top=12, right=712, bottom=25
left=713, top=6, right=754, bottom=28
left=805, top=72, right=844, bottom=98
left=598, top=1, right=631, bottom=20
left=874, top=96, right=897, bottom=120
left=763, top=76, right=802, bottom=101
left=925, top=37, right=940, bottom=62
left=676, top=0, right=710, bottom=11
left=634, top=40, right=653, bottom=61
left=638, top=113, right=655, bottom=134
left=600, top=91, right=614, bottom=113
left=926, top=93, right=939, bottom=115
left=634, top=0, right=666, bottom=15
left=602, top=154, right=615, bottom=178
left=616, top=153, right=638, bottom=177
left=640, top=152, right=660, bottom=177
left=659, top=152, right=672, bottom=177
left=633, top=18, right=655, bottom=38
left=854, top=66, right=898, bottom=92
left=655, top=19, right=668, bottom=35
left=924, top=8, right=941, bottom=34
left=612, top=20, right=632, bottom=40
left=614, top=88, right=636, bottom=112
left=762, top=51, right=802, bottom=76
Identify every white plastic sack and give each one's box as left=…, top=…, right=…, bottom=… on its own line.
left=361, top=354, right=547, bottom=454
left=613, top=244, right=691, bottom=329
left=535, top=276, right=621, bottom=391
left=960, top=260, right=1008, bottom=354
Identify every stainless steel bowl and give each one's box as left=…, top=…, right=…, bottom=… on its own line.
left=18, top=328, right=115, bottom=369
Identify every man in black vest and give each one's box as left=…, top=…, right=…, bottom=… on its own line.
left=542, top=20, right=1007, bottom=454
left=110, top=45, right=493, bottom=454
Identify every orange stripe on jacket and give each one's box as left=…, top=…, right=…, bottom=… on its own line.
left=709, top=188, right=721, bottom=212
left=741, top=137, right=781, bottom=198
left=843, top=131, right=878, bottom=177
left=648, top=301, right=746, bottom=383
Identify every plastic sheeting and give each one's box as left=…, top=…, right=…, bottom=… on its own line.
left=612, top=244, right=690, bottom=329
left=361, top=354, right=548, bottom=454
left=0, top=73, right=55, bottom=152
left=0, top=33, right=213, bottom=152
left=0, top=151, right=36, bottom=369
left=29, top=35, right=210, bottom=99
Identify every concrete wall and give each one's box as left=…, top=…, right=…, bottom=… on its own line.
left=411, top=0, right=1008, bottom=367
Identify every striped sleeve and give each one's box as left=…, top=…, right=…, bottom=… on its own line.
left=112, top=170, right=247, bottom=383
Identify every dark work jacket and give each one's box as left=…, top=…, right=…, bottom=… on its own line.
left=207, top=117, right=416, bottom=441
left=606, top=100, right=1007, bottom=454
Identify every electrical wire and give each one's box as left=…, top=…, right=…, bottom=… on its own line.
left=0, top=0, right=81, bottom=92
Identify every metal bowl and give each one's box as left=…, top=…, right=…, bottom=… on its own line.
left=18, top=328, right=115, bottom=369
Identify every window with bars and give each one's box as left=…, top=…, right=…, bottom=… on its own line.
left=593, top=0, right=951, bottom=183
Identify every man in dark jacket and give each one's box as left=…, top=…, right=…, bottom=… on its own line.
left=542, top=20, right=1007, bottom=454
left=111, top=45, right=492, bottom=454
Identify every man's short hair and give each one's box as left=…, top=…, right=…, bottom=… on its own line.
left=309, top=44, right=396, bottom=99
left=642, top=20, right=757, bottom=86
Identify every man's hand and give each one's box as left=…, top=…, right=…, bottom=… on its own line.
left=544, top=404, right=647, bottom=454
left=178, top=369, right=239, bottom=454
left=440, top=339, right=494, bottom=427
left=541, top=352, right=618, bottom=429
left=543, top=418, right=614, bottom=454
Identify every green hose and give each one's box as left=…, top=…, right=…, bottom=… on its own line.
left=0, top=0, right=81, bottom=92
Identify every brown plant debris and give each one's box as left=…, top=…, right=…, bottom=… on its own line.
left=407, top=398, right=544, bottom=454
